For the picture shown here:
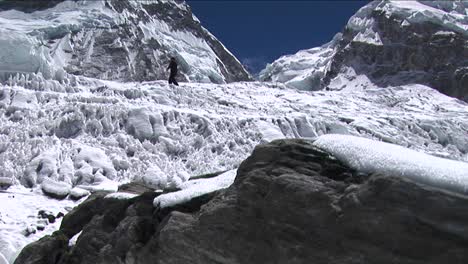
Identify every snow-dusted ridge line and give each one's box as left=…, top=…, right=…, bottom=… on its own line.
left=314, top=134, right=468, bottom=196
left=261, top=0, right=468, bottom=97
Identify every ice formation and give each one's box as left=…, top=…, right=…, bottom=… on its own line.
left=259, top=33, right=341, bottom=90
left=0, top=0, right=250, bottom=84
left=1, top=80, right=467, bottom=194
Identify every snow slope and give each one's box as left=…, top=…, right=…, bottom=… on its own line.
left=153, top=169, right=237, bottom=208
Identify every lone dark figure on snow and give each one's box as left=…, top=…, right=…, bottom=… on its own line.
left=167, top=57, right=179, bottom=86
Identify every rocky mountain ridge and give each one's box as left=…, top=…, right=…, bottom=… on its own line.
left=260, top=0, right=468, bottom=101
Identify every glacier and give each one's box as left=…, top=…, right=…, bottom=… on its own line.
left=1, top=0, right=468, bottom=263
left=2, top=76, right=468, bottom=262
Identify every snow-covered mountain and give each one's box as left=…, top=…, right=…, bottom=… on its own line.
left=1, top=1, right=468, bottom=263
left=260, top=0, right=468, bottom=101
left=0, top=0, right=251, bottom=84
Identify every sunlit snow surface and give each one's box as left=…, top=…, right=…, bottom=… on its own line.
left=0, top=186, right=79, bottom=263
left=2, top=80, right=467, bottom=190
left=1, top=79, right=468, bottom=262
left=314, top=134, right=468, bottom=195
left=153, top=169, right=236, bottom=208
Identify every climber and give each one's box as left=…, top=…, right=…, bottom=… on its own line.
left=167, top=57, right=179, bottom=86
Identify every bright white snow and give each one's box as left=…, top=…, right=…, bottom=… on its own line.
left=259, top=33, right=341, bottom=90
left=314, top=134, right=468, bottom=195
left=0, top=186, right=79, bottom=263
left=1, top=80, right=467, bottom=194
left=153, top=169, right=237, bottom=208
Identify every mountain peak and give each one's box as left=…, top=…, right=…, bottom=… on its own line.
left=0, top=0, right=251, bottom=84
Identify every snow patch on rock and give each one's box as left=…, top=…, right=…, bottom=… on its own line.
left=153, top=169, right=237, bottom=208
left=314, top=134, right=468, bottom=195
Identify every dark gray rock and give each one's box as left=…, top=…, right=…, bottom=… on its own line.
left=38, top=210, right=56, bottom=224
left=141, top=139, right=468, bottom=264
left=118, top=182, right=155, bottom=195
left=14, top=231, right=68, bottom=264
left=14, top=139, right=468, bottom=264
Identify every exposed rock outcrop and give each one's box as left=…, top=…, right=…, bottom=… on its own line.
left=325, top=0, right=468, bottom=101
left=261, top=1, right=468, bottom=101
left=15, top=139, right=468, bottom=264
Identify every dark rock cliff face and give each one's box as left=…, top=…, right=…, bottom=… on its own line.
left=324, top=1, right=468, bottom=101
left=15, top=139, right=468, bottom=264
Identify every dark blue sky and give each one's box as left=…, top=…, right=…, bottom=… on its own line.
left=187, top=0, right=369, bottom=74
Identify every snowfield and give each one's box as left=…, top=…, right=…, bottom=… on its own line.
left=0, top=186, right=79, bottom=263
left=1, top=74, right=468, bottom=262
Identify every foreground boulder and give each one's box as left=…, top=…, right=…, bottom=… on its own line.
left=15, top=139, right=468, bottom=264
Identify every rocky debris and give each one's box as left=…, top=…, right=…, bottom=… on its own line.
left=38, top=210, right=57, bottom=224
left=14, top=139, right=468, bottom=264
left=23, top=225, right=37, bottom=237
left=22, top=210, right=66, bottom=238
